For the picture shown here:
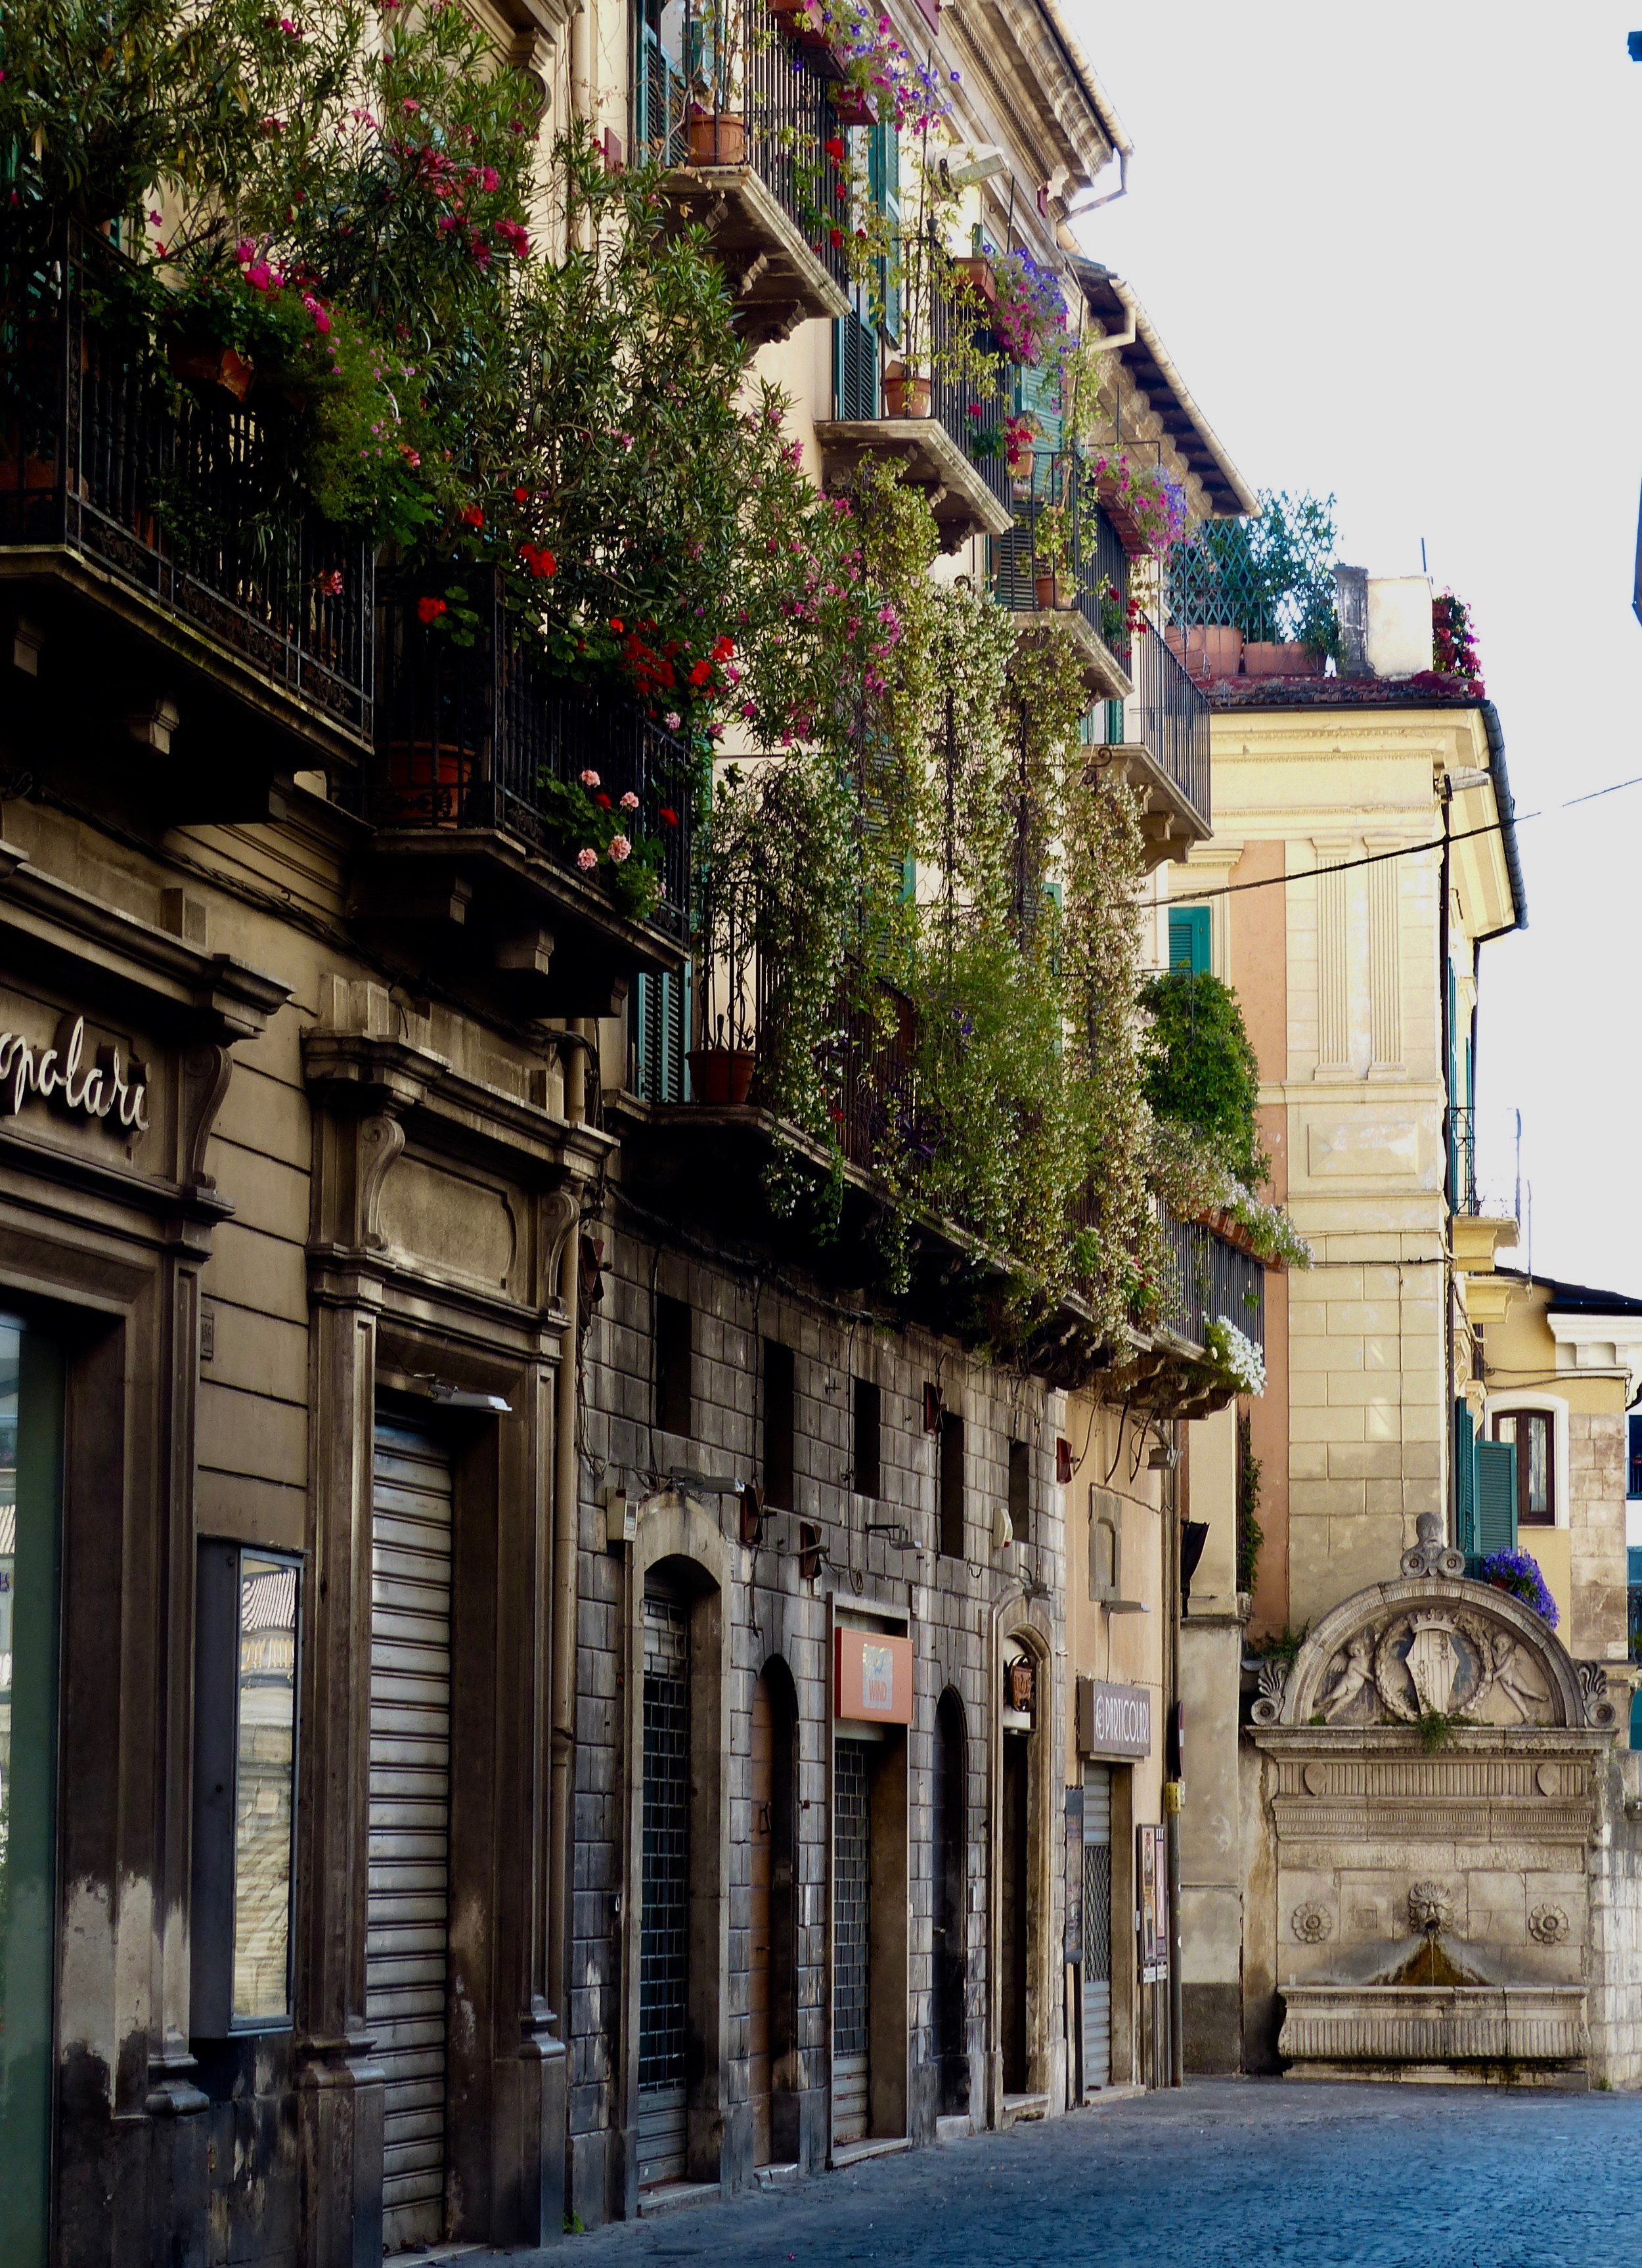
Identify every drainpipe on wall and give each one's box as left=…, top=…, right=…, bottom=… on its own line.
left=1438, top=784, right=1455, bottom=1544
left=548, top=1026, right=588, bottom=2053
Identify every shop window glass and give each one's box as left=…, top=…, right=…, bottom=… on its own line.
left=0, top=1316, right=64, bottom=2268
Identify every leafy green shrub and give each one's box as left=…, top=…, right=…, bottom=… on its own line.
left=1141, top=969, right=1268, bottom=1187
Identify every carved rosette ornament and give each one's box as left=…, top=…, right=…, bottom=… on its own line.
left=1291, top=1902, right=1333, bottom=1944
left=1528, top=1905, right=1571, bottom=1946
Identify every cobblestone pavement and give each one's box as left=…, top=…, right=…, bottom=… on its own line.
left=539, top=2081, right=1642, bottom=2267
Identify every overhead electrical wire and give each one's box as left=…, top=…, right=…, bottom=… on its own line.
left=1167, top=769, right=1642, bottom=908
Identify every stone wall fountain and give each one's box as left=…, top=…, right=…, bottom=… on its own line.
left=1242, top=1514, right=1639, bottom=2087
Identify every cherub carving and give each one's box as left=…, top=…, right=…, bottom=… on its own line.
left=1318, top=1631, right=1375, bottom=1722
left=1490, top=1631, right=1551, bottom=1722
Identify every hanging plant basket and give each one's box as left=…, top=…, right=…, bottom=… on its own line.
left=768, top=0, right=831, bottom=45
left=952, top=256, right=998, bottom=308
left=831, top=82, right=880, bottom=127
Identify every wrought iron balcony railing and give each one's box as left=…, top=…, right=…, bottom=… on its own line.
left=634, top=0, right=849, bottom=298
left=930, top=286, right=1013, bottom=514
left=1122, top=612, right=1212, bottom=829
left=0, top=234, right=372, bottom=743
left=993, top=453, right=1130, bottom=635
left=374, top=580, right=694, bottom=939
left=1158, top=1203, right=1265, bottom=1355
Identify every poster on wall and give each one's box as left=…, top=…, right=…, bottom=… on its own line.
left=1138, top=1823, right=1168, bottom=1984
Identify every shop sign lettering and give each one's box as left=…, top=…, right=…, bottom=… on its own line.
left=0, top=1013, right=149, bottom=1137
left=1077, top=1676, right=1151, bottom=1759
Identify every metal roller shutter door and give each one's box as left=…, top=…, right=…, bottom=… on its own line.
left=1082, top=1764, right=1112, bottom=2091
left=368, top=1423, right=453, bottom=2254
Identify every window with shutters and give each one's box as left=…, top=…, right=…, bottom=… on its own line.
left=632, top=0, right=687, bottom=164
left=1453, top=1399, right=1477, bottom=1554
left=1474, top=1437, right=1518, bottom=1557
left=1492, top=1410, right=1553, bottom=1527
left=633, top=969, right=688, bottom=1103
left=1630, top=1414, right=1642, bottom=1501
left=834, top=309, right=879, bottom=420
left=1168, top=904, right=1211, bottom=977
left=868, top=123, right=900, bottom=346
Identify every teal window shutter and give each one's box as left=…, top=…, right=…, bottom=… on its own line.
left=870, top=123, right=900, bottom=345
left=1168, top=904, right=1211, bottom=977
left=1453, top=1400, right=1476, bottom=1555
left=1475, top=1438, right=1517, bottom=1557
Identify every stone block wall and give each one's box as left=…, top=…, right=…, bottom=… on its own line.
left=566, top=1209, right=1069, bottom=2223
left=1568, top=1412, right=1628, bottom=1662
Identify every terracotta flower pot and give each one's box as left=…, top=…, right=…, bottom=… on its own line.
left=386, top=741, right=471, bottom=829
left=832, top=83, right=879, bottom=127
left=768, top=0, right=830, bottom=45
left=687, top=1047, right=756, bottom=1105
left=952, top=256, right=998, bottom=308
left=883, top=370, right=932, bottom=419
left=1034, top=573, right=1075, bottom=611
left=167, top=340, right=255, bottom=403
left=686, top=108, right=747, bottom=165
left=1241, top=639, right=1321, bottom=678
left=1166, top=623, right=1243, bottom=680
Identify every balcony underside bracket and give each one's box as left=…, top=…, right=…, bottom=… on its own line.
left=657, top=164, right=849, bottom=338
left=814, top=420, right=1013, bottom=551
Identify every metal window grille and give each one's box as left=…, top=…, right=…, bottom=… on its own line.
left=639, top=1595, right=691, bottom=2089
left=832, top=1739, right=871, bottom=2059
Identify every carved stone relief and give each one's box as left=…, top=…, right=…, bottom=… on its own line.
left=1528, top=1904, right=1571, bottom=1946
left=1407, top=1881, right=1453, bottom=1935
left=1291, top=1903, right=1333, bottom=1944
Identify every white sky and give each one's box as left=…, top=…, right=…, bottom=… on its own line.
left=1065, top=0, right=1642, bottom=1295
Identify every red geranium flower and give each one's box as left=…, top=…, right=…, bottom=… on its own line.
left=416, top=595, right=447, bottom=624
left=459, top=504, right=484, bottom=528
left=659, top=806, right=679, bottom=826
left=688, top=659, right=712, bottom=687
left=610, top=617, right=625, bottom=633
left=825, top=136, right=845, bottom=162
left=594, top=791, right=612, bottom=810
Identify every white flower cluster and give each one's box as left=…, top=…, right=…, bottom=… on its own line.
left=1205, top=1314, right=1266, bottom=1396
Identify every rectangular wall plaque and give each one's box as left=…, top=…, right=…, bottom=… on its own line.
left=834, top=1626, right=915, bottom=1725
left=1077, top=1676, right=1152, bottom=1760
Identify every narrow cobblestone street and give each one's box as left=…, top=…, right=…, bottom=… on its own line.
left=548, top=2083, right=1642, bottom=2267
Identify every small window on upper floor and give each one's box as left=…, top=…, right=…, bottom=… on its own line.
left=1007, top=1439, right=1031, bottom=1549
left=763, top=1339, right=795, bottom=1512
left=655, top=1293, right=692, bottom=1439
left=1168, top=904, right=1211, bottom=977
left=1492, top=1408, right=1553, bottom=1527
left=853, top=1377, right=881, bottom=1501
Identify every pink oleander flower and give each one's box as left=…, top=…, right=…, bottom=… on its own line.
left=608, top=835, right=632, bottom=864
left=663, top=711, right=682, bottom=731
left=576, top=847, right=598, bottom=871
left=579, top=768, right=601, bottom=788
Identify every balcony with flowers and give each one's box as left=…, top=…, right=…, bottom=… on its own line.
left=615, top=460, right=1302, bottom=1393
left=636, top=0, right=853, bottom=342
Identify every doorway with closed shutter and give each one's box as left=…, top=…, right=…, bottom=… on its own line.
left=749, top=1660, right=799, bottom=2167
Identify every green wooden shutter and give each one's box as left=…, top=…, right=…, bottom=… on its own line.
left=1015, top=356, right=1063, bottom=456
left=1453, top=1400, right=1477, bottom=1555
left=635, top=969, right=689, bottom=1101
left=833, top=311, right=879, bottom=420
left=1168, top=905, right=1210, bottom=977
left=870, top=123, right=900, bottom=345
left=1475, top=1438, right=1517, bottom=1558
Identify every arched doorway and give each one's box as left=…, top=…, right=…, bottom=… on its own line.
left=931, top=1690, right=968, bottom=2116
left=749, top=1659, right=799, bottom=2166
left=997, top=1632, right=1044, bottom=2106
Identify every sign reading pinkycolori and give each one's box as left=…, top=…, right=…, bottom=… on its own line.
left=1076, top=1676, right=1152, bottom=1760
